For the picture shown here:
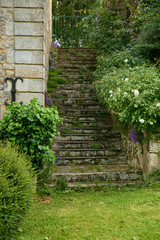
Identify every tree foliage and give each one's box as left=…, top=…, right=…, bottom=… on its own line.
left=52, top=0, right=97, bottom=16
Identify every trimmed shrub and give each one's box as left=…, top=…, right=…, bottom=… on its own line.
left=0, top=143, right=35, bottom=240
left=0, top=98, right=62, bottom=170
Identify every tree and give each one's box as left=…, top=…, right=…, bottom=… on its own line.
left=52, top=0, right=98, bottom=16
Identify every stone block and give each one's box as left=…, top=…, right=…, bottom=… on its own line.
left=1, top=0, right=14, bottom=7
left=15, top=23, right=43, bottom=36
left=16, top=92, right=44, bottom=105
left=0, top=36, right=14, bottom=49
left=6, top=22, right=14, bottom=35
left=0, top=51, right=6, bottom=62
left=149, top=153, right=160, bottom=171
left=14, top=0, right=44, bottom=8
left=14, top=9, right=43, bottom=22
left=15, top=51, right=43, bottom=64
left=28, top=79, right=44, bottom=92
left=15, top=65, right=44, bottom=79
left=150, top=141, right=160, bottom=153
left=7, top=49, right=14, bottom=63
left=6, top=70, right=15, bottom=77
left=15, top=37, right=43, bottom=50
left=16, top=78, right=44, bottom=92
left=3, top=64, right=14, bottom=70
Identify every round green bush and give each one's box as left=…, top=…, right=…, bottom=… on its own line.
left=0, top=143, right=35, bottom=240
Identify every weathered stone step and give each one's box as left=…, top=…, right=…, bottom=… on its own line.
left=58, top=48, right=97, bottom=54
left=58, top=105, right=103, bottom=111
left=52, top=140, right=122, bottom=149
left=54, top=98, right=99, bottom=105
left=62, top=115, right=112, bottom=122
left=55, top=156, right=126, bottom=165
left=54, top=133, right=121, bottom=141
left=57, top=58, right=97, bottom=65
left=61, top=74, right=95, bottom=80
left=53, top=88, right=93, bottom=94
left=61, top=121, right=110, bottom=127
left=51, top=170, right=141, bottom=183
left=59, top=109, right=109, bottom=117
left=56, top=63, right=97, bottom=68
left=53, top=164, right=129, bottom=173
left=58, top=127, right=119, bottom=134
left=54, top=148, right=125, bottom=158
left=55, top=84, right=92, bottom=91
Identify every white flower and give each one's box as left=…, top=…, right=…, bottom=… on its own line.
left=150, top=122, right=153, bottom=125
left=125, top=78, right=129, bottom=81
left=134, top=104, right=138, bottom=108
left=109, top=90, right=113, bottom=94
left=124, top=59, right=128, bottom=63
left=131, top=89, right=134, bottom=93
left=134, top=90, right=139, bottom=97
left=139, top=119, right=145, bottom=123
left=124, top=92, right=128, bottom=96
left=118, top=88, right=121, bottom=92
left=110, top=94, right=113, bottom=97
left=156, top=103, right=160, bottom=107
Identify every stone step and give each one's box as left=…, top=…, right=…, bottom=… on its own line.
left=56, top=63, right=97, bottom=69
left=55, top=84, right=93, bottom=91
left=57, top=58, right=97, bottom=65
left=61, top=121, right=110, bottom=127
left=62, top=115, right=113, bottom=122
left=52, top=140, right=122, bottom=149
left=54, top=133, right=121, bottom=141
left=54, top=98, right=99, bottom=105
left=58, top=48, right=97, bottom=54
left=58, top=104, right=104, bottom=111
left=59, top=109, right=109, bottom=117
left=58, top=127, right=119, bottom=135
left=51, top=169, right=142, bottom=183
left=61, top=74, right=95, bottom=80
left=55, top=156, right=127, bottom=165
left=54, top=148, right=125, bottom=158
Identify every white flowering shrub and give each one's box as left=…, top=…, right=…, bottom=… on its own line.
left=95, top=65, right=160, bottom=139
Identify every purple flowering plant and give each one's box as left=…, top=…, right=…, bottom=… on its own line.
left=128, top=126, right=143, bottom=143
left=56, top=159, right=66, bottom=166
left=45, top=93, right=53, bottom=107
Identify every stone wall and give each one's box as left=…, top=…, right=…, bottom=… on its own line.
left=122, top=134, right=160, bottom=176
left=0, top=0, right=52, bottom=117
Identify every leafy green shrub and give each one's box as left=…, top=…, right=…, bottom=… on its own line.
left=94, top=49, right=149, bottom=78
left=0, top=143, right=35, bottom=240
left=145, top=168, right=160, bottom=186
left=48, top=81, right=59, bottom=88
left=80, top=8, right=130, bottom=52
left=0, top=99, right=62, bottom=169
left=95, top=65, right=160, bottom=138
left=135, top=15, right=160, bottom=60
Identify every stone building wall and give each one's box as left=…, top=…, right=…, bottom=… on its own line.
left=0, top=0, right=52, bottom=118
left=122, top=134, right=160, bottom=176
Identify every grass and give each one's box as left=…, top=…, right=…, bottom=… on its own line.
left=17, top=186, right=160, bottom=240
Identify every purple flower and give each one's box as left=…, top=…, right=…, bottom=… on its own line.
left=51, top=42, right=60, bottom=48
left=56, top=159, right=66, bottom=166
left=128, top=126, right=139, bottom=143
left=45, top=93, right=53, bottom=107
left=128, top=126, right=143, bottom=143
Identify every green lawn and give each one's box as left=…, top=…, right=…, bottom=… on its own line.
left=17, top=187, right=160, bottom=240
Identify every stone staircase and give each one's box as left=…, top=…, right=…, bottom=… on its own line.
left=50, top=48, right=142, bottom=188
